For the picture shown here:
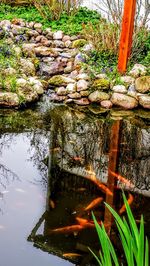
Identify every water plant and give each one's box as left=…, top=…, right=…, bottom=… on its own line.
left=90, top=192, right=149, bottom=266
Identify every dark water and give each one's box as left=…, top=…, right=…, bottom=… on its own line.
left=0, top=102, right=150, bottom=266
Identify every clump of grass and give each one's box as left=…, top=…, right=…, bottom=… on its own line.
left=90, top=192, right=149, bottom=266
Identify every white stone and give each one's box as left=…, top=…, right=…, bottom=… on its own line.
left=112, top=85, right=127, bottom=94
left=129, top=64, right=147, bottom=78
left=120, top=76, right=135, bottom=86
left=16, top=78, right=27, bottom=87
left=101, top=100, right=113, bottom=109
left=66, top=83, right=77, bottom=93
left=56, top=87, right=68, bottom=96
left=77, top=79, right=89, bottom=91
left=88, top=91, right=110, bottom=102
left=76, top=73, right=90, bottom=81
left=53, top=30, right=63, bottom=40
left=139, top=95, right=150, bottom=109
left=111, top=93, right=138, bottom=109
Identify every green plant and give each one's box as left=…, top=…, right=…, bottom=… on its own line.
left=90, top=192, right=149, bottom=266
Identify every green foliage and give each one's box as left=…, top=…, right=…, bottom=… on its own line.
left=0, top=4, right=101, bottom=35
left=131, top=29, right=150, bottom=67
left=90, top=193, right=149, bottom=266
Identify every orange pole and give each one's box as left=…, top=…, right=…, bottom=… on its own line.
left=118, top=0, right=136, bottom=73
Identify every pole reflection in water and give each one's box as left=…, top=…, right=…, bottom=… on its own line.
left=28, top=105, right=150, bottom=265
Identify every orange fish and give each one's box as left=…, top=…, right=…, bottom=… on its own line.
left=63, top=253, right=82, bottom=258
left=84, top=197, right=103, bottom=212
left=49, top=225, right=84, bottom=234
left=86, top=175, right=113, bottom=196
left=109, top=170, right=134, bottom=187
left=76, top=217, right=89, bottom=226
left=76, top=217, right=101, bottom=228
left=49, top=199, right=55, bottom=209
left=119, top=193, right=134, bottom=214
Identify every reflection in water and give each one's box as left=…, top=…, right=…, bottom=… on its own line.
left=28, top=105, right=150, bottom=265
left=0, top=104, right=150, bottom=265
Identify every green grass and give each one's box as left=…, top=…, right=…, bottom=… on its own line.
left=0, top=4, right=101, bottom=35
left=90, top=192, right=149, bottom=266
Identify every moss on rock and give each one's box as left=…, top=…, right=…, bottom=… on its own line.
left=72, top=39, right=87, bottom=48
left=92, top=78, right=110, bottom=90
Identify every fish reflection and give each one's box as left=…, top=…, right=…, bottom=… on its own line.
left=119, top=193, right=134, bottom=214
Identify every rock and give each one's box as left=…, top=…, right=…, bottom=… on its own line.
left=88, top=106, right=109, bottom=115
left=39, top=62, right=65, bottom=76
left=12, top=18, right=26, bottom=27
left=34, top=23, right=42, bottom=30
left=27, top=29, right=39, bottom=37
left=28, top=77, right=44, bottom=94
left=69, top=70, right=79, bottom=79
left=11, top=25, right=26, bottom=35
left=0, top=92, right=19, bottom=107
left=96, top=74, right=108, bottom=79
left=74, top=98, right=90, bottom=105
left=139, top=95, right=150, bottom=109
left=56, top=87, right=68, bottom=96
left=72, top=39, right=87, bottom=48
left=127, top=85, right=138, bottom=99
left=111, top=93, right=138, bottom=109
left=34, top=47, right=59, bottom=57
left=88, top=91, right=110, bottom=102
left=76, top=73, right=90, bottom=81
left=22, top=43, right=36, bottom=57
left=120, top=76, right=135, bottom=86
left=129, top=64, right=147, bottom=78
left=49, top=75, right=75, bottom=86
left=54, top=40, right=65, bottom=48
left=110, top=110, right=134, bottom=117
left=64, top=40, right=72, bottom=48
left=3, top=67, right=17, bottom=76
left=68, top=92, right=81, bottom=99
left=112, top=85, right=127, bottom=94
left=80, top=90, right=90, bottom=97
left=60, top=52, right=72, bottom=59
left=49, top=93, right=66, bottom=102
left=65, top=98, right=74, bottom=104
left=74, top=53, right=86, bottom=65
left=16, top=78, right=27, bottom=87
left=64, top=62, right=73, bottom=73
left=53, top=30, right=63, bottom=40
left=62, top=35, right=71, bottom=42
left=66, top=83, right=77, bottom=93
left=92, top=78, right=110, bottom=90
left=135, top=76, right=150, bottom=93
left=19, top=58, right=35, bottom=76
left=18, top=85, right=38, bottom=102
left=12, top=45, right=22, bottom=57
left=82, top=43, right=94, bottom=53
left=77, top=79, right=89, bottom=91
left=101, top=100, right=113, bottom=109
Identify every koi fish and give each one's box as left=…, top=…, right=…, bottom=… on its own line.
left=49, top=199, right=55, bottom=209
left=72, top=157, right=82, bottom=161
left=49, top=224, right=84, bottom=234
left=84, top=197, right=103, bottom=212
left=119, top=193, right=134, bottom=214
left=109, top=170, right=134, bottom=187
left=86, top=175, right=113, bottom=196
left=85, top=165, right=113, bottom=196
left=76, top=217, right=102, bottom=228
left=63, top=253, right=82, bottom=258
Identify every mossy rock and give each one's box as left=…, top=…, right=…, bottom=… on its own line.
left=48, top=75, right=75, bottom=86
left=135, top=76, right=150, bottom=93
left=92, top=79, right=110, bottom=90
left=72, top=39, right=87, bottom=48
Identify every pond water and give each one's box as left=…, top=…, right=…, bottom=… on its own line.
left=0, top=101, right=150, bottom=266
